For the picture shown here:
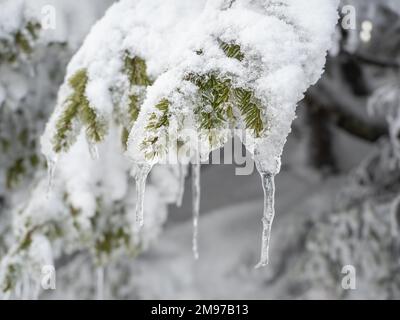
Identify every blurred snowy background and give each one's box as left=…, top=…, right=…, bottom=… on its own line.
left=1, top=0, right=400, bottom=300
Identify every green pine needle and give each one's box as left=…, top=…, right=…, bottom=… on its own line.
left=219, top=40, right=245, bottom=61
left=120, top=56, right=152, bottom=149
left=188, top=72, right=265, bottom=140
left=6, top=158, right=26, bottom=189
left=128, top=95, right=140, bottom=124
left=53, top=69, right=106, bottom=153
left=233, top=88, right=264, bottom=137
left=125, top=56, right=152, bottom=87
left=140, top=99, right=171, bottom=159
left=145, top=98, right=170, bottom=131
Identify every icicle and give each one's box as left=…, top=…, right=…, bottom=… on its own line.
left=21, top=273, right=31, bottom=300
left=176, top=165, right=187, bottom=207
left=255, top=168, right=276, bottom=268
left=46, top=157, right=56, bottom=197
left=96, top=267, right=104, bottom=300
left=88, top=142, right=99, bottom=160
left=15, top=280, right=22, bottom=299
left=134, top=164, right=152, bottom=227
left=191, top=162, right=201, bottom=260
left=32, top=281, right=41, bottom=300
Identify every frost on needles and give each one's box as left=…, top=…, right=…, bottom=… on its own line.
left=41, top=0, right=338, bottom=271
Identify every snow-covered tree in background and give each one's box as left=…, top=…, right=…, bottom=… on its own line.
left=0, top=0, right=181, bottom=299
left=0, top=0, right=63, bottom=297
left=294, top=0, right=400, bottom=299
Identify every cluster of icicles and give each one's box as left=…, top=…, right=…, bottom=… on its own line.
left=44, top=153, right=275, bottom=300
left=46, top=157, right=275, bottom=268
left=132, top=162, right=275, bottom=268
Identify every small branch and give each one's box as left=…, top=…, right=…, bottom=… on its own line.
left=342, top=50, right=400, bottom=69
left=305, top=86, right=387, bottom=142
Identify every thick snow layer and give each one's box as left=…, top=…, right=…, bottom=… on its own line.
left=42, top=0, right=339, bottom=175
left=125, top=174, right=343, bottom=299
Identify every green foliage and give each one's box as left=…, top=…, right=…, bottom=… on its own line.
left=6, top=153, right=41, bottom=189
left=190, top=74, right=232, bottom=130
left=233, top=88, right=264, bottom=137
left=80, top=99, right=106, bottom=144
left=18, top=232, right=33, bottom=252
left=140, top=99, right=170, bottom=159
left=146, top=98, right=170, bottom=131
left=120, top=56, right=152, bottom=148
left=0, top=138, right=10, bottom=152
left=188, top=72, right=265, bottom=141
left=18, top=129, right=29, bottom=147
left=121, top=127, right=130, bottom=149
left=139, top=65, right=265, bottom=154
left=2, top=264, right=18, bottom=293
left=15, top=31, right=32, bottom=54
left=0, top=21, right=41, bottom=63
left=53, top=98, right=79, bottom=153
left=128, top=94, right=140, bottom=124
left=29, top=154, right=40, bottom=168
left=95, top=228, right=130, bottom=258
left=219, top=40, right=245, bottom=61
left=125, top=56, right=152, bottom=87
left=6, top=158, right=26, bottom=189
left=53, top=69, right=107, bottom=153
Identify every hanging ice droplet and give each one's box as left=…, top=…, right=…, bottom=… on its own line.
left=255, top=168, right=276, bottom=268
left=134, top=164, right=152, bottom=227
left=46, top=157, right=56, bottom=197
left=21, top=273, right=31, bottom=300
left=191, top=162, right=201, bottom=260
left=176, top=165, right=187, bottom=207
left=88, top=141, right=99, bottom=160
left=96, top=267, right=104, bottom=300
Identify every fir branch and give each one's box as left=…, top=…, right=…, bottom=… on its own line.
left=79, top=101, right=106, bottom=144
left=121, top=56, right=152, bottom=149
left=128, top=94, right=140, bottom=124
left=219, top=40, right=245, bottom=61
left=53, top=96, right=80, bottom=153
left=233, top=87, right=264, bottom=137
left=145, top=98, right=170, bottom=131
left=0, top=21, right=41, bottom=62
left=121, top=127, right=130, bottom=150
left=6, top=158, right=26, bottom=189
left=124, top=56, right=152, bottom=87
left=140, top=99, right=170, bottom=160
left=188, top=72, right=265, bottom=140
left=53, top=69, right=107, bottom=153
left=95, top=228, right=130, bottom=257
left=188, top=74, right=232, bottom=132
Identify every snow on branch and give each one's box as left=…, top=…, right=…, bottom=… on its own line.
left=38, top=0, right=338, bottom=274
